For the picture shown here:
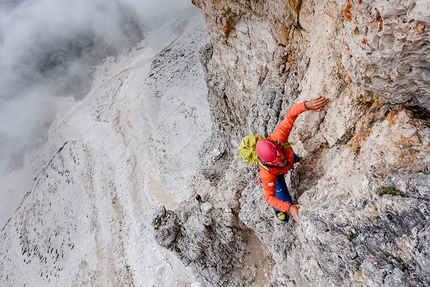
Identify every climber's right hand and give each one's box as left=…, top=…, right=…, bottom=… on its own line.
left=289, top=204, right=302, bottom=224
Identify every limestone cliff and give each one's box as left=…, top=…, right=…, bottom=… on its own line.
left=153, top=0, right=430, bottom=286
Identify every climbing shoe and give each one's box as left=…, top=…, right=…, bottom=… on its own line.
left=274, top=210, right=288, bottom=222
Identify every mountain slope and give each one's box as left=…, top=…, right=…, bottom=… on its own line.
left=0, top=11, right=211, bottom=287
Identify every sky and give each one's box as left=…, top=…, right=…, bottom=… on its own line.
left=0, top=0, right=193, bottom=187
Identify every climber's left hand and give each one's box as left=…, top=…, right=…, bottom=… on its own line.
left=306, top=95, right=329, bottom=112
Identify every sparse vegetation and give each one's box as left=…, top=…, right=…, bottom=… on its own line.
left=385, top=253, right=407, bottom=270
left=346, top=233, right=357, bottom=242
left=153, top=218, right=163, bottom=230
left=339, top=127, right=355, bottom=144
left=375, top=186, right=401, bottom=197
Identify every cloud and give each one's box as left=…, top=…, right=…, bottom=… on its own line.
left=0, top=0, right=194, bottom=181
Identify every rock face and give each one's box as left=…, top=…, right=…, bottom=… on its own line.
left=153, top=0, right=429, bottom=286
left=153, top=204, right=249, bottom=286
left=338, top=0, right=430, bottom=113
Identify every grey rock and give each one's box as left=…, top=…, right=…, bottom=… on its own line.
left=153, top=203, right=249, bottom=286
left=154, top=0, right=430, bottom=286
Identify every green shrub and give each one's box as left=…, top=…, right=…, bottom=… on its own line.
left=376, top=186, right=401, bottom=197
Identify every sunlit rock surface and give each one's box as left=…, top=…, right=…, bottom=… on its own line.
left=153, top=0, right=430, bottom=286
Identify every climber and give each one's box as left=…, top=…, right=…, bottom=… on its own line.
left=255, top=95, right=329, bottom=223
left=194, top=193, right=203, bottom=204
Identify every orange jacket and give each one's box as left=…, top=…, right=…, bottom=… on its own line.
left=259, top=101, right=308, bottom=212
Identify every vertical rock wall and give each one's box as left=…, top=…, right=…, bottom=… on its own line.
left=154, top=0, right=430, bottom=286
left=338, top=0, right=430, bottom=113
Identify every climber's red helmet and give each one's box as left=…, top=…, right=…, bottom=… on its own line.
left=256, top=139, right=283, bottom=166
